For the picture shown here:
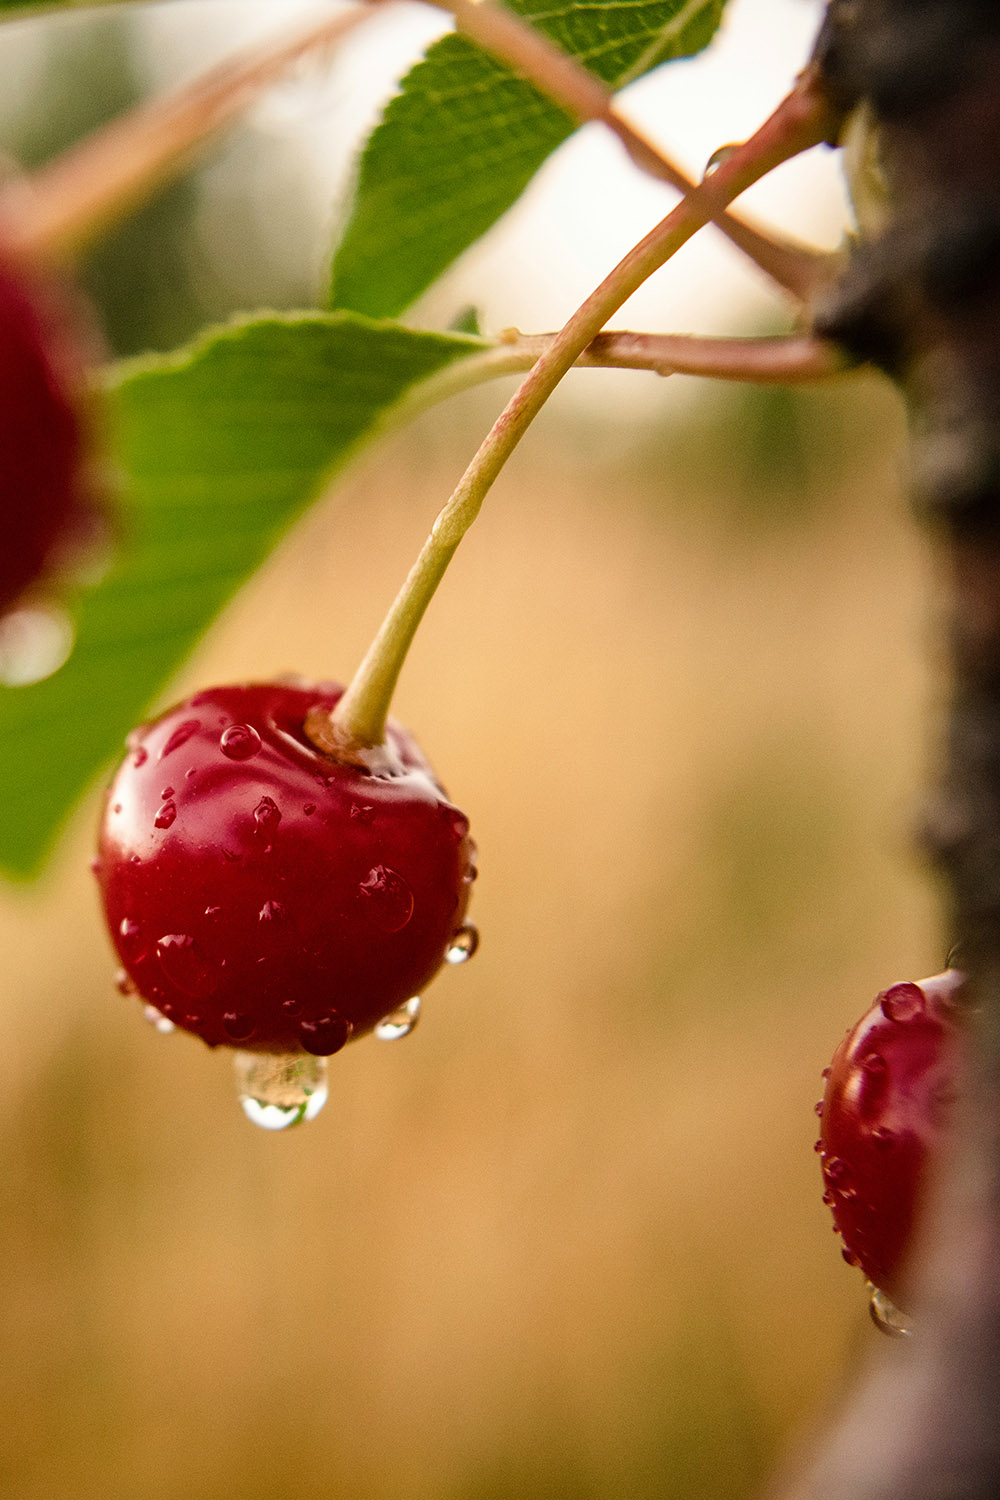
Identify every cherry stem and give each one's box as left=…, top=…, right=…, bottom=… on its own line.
left=0, top=7, right=371, bottom=264
left=327, top=68, right=838, bottom=754
left=411, top=0, right=837, bottom=305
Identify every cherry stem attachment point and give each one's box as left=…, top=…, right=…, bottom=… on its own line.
left=327, top=68, right=838, bottom=755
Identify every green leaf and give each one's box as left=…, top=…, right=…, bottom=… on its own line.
left=330, top=0, right=727, bottom=319
left=0, top=313, right=486, bottom=877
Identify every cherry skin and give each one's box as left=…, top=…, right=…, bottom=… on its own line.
left=0, top=245, right=98, bottom=615
left=818, top=969, right=964, bottom=1303
left=95, top=680, right=476, bottom=1056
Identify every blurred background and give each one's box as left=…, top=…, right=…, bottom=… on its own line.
left=0, top=2, right=943, bottom=1497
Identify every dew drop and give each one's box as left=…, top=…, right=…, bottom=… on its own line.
left=871, top=1125, right=896, bottom=1149
left=703, top=142, right=742, bottom=177
left=821, top=1189, right=835, bottom=1207
left=821, top=1066, right=831, bottom=1080
left=445, top=923, right=479, bottom=965
left=156, top=933, right=218, bottom=998
left=813, top=1139, right=825, bottom=1154
left=234, top=1050, right=328, bottom=1130
left=358, top=865, right=414, bottom=933
left=259, top=900, right=285, bottom=923
left=861, top=1052, right=887, bottom=1075
left=374, top=995, right=421, bottom=1041
left=220, top=723, right=262, bottom=761
left=303, top=803, right=317, bottom=816
left=824, top=1156, right=851, bottom=1186
left=869, top=1285, right=914, bottom=1337
left=0, top=604, right=75, bottom=686
left=447, top=809, right=470, bottom=840
left=132, top=746, right=148, bottom=768
left=223, top=1011, right=256, bottom=1042
left=814, top=1100, right=824, bottom=1117
left=115, top=968, right=135, bottom=996
left=298, top=1010, right=351, bottom=1056
left=160, top=719, right=201, bottom=758
left=119, top=917, right=141, bottom=946
left=143, top=1002, right=175, bottom=1035
left=253, top=797, right=281, bottom=839
left=282, top=998, right=303, bottom=1016
left=880, top=982, right=924, bottom=1023
left=350, top=803, right=375, bottom=824
left=89, top=856, right=101, bottom=877
left=204, top=905, right=221, bottom=919
left=160, top=786, right=174, bottom=800
left=842, top=1247, right=860, bottom=1268
left=112, top=803, right=122, bottom=816
left=154, top=801, right=177, bottom=830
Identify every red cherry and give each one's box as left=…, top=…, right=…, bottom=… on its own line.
left=0, top=244, right=100, bottom=616
left=818, top=970, right=964, bottom=1305
left=94, top=681, right=477, bottom=1061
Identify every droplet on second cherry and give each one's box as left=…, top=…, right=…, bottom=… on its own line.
left=220, top=723, right=262, bottom=760
left=868, top=1284, right=914, bottom=1337
left=446, top=924, right=479, bottom=964
left=234, top=1049, right=328, bottom=1130
left=703, top=142, right=741, bottom=177
left=375, top=996, right=421, bottom=1040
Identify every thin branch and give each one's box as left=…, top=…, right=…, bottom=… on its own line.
left=0, top=5, right=371, bottom=264
left=413, top=0, right=838, bottom=305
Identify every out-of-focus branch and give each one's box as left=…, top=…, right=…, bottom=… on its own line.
left=0, top=5, right=370, bottom=264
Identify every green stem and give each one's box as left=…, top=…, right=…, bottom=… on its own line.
left=325, top=70, right=837, bottom=755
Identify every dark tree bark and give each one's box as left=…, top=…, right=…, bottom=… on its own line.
left=769, top=4, right=1000, bottom=1497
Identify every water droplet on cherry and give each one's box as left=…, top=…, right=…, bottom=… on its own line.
left=143, top=1003, right=175, bottom=1034
left=298, top=1011, right=351, bottom=1056
left=154, top=801, right=177, bottom=830
left=223, top=1011, right=256, bottom=1041
left=358, top=865, right=414, bottom=933
left=445, top=923, right=479, bottom=964
left=160, top=719, right=200, bottom=758
left=879, top=983, right=924, bottom=1023
left=220, top=723, right=262, bottom=760
left=156, top=933, right=218, bottom=998
left=374, top=995, right=421, bottom=1040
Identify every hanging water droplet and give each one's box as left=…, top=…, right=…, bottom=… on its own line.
left=445, top=923, right=479, bottom=965
left=132, top=745, right=148, bottom=768
left=160, top=719, right=201, bottom=758
left=358, top=865, right=414, bottom=932
left=703, top=142, right=742, bottom=178
left=143, top=1003, right=175, bottom=1035
left=220, top=723, right=262, bottom=761
left=0, top=604, right=75, bottom=685
left=234, top=1050, right=329, bottom=1130
left=880, top=982, right=924, bottom=1023
left=868, top=1284, right=914, bottom=1337
left=115, top=968, right=135, bottom=996
left=374, top=995, right=421, bottom=1041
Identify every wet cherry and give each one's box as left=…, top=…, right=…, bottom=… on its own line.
left=95, top=680, right=476, bottom=1060
left=817, top=969, right=964, bottom=1310
left=0, top=243, right=100, bottom=616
